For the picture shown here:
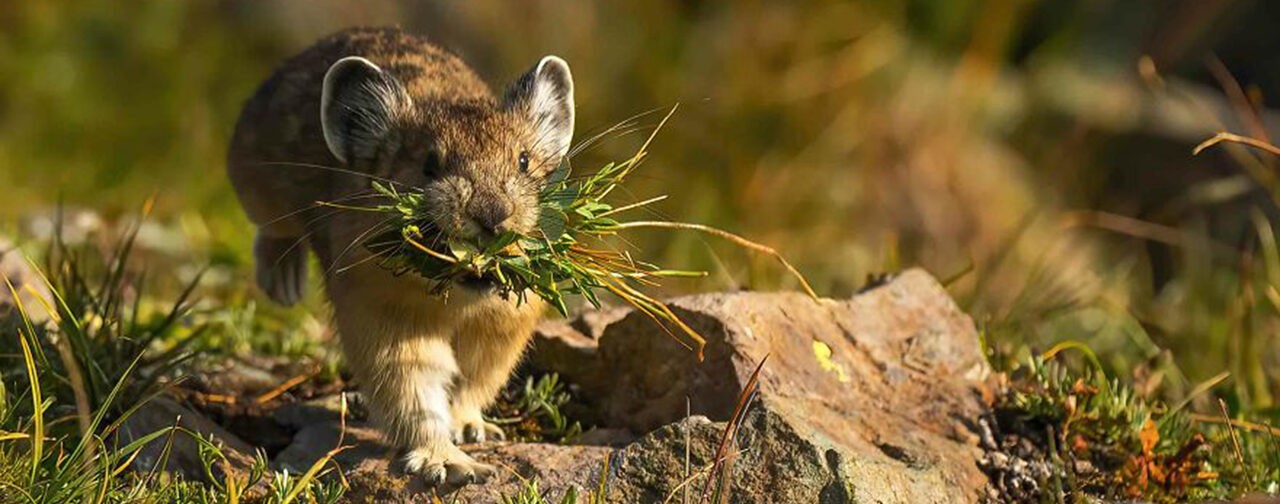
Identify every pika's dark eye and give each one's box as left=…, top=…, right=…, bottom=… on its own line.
left=518, top=151, right=530, bottom=173
left=423, top=150, right=443, bottom=178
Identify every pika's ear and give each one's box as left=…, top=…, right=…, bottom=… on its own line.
left=504, top=56, right=575, bottom=160
left=321, top=56, right=411, bottom=164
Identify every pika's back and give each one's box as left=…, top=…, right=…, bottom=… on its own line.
left=227, top=27, right=491, bottom=232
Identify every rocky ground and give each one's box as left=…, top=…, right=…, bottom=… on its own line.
left=119, top=269, right=1005, bottom=503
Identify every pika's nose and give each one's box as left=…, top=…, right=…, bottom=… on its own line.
left=469, top=197, right=513, bottom=237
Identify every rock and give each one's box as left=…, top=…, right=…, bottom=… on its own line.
left=117, top=396, right=258, bottom=481
left=0, top=237, right=52, bottom=329
left=525, top=305, right=628, bottom=390
left=271, top=394, right=351, bottom=429
left=274, top=413, right=612, bottom=503
left=527, top=319, right=603, bottom=390
left=532, top=268, right=993, bottom=502
left=570, top=427, right=635, bottom=447
left=189, top=359, right=283, bottom=397
left=271, top=269, right=993, bottom=502
left=21, top=208, right=104, bottom=246
left=273, top=420, right=390, bottom=474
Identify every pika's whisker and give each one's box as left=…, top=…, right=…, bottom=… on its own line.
left=271, top=204, right=365, bottom=269
left=252, top=160, right=405, bottom=187
left=261, top=189, right=386, bottom=227
left=568, top=106, right=666, bottom=158
left=326, top=217, right=397, bottom=277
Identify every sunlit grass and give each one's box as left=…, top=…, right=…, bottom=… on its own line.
left=996, top=348, right=1279, bottom=502
left=1, top=1, right=1278, bottom=501
left=0, top=219, right=349, bottom=503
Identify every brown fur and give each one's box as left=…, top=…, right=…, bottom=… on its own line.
left=226, top=27, right=574, bottom=487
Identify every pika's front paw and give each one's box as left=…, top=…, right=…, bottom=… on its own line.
left=401, top=444, right=496, bottom=489
left=452, top=419, right=506, bottom=444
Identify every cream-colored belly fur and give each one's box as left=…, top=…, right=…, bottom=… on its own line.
left=327, top=260, right=542, bottom=456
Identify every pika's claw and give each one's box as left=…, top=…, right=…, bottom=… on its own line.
left=453, top=419, right=506, bottom=444
left=401, top=445, right=495, bottom=490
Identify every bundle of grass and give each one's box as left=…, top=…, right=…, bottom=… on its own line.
left=356, top=109, right=816, bottom=358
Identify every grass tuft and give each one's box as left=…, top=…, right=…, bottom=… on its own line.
left=0, top=212, right=349, bottom=503
left=488, top=373, right=583, bottom=443
left=996, top=349, right=1279, bottom=502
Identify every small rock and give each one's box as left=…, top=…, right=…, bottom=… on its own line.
left=118, top=396, right=258, bottom=481
left=271, top=394, right=349, bottom=429
left=273, top=420, right=389, bottom=474
left=22, top=208, right=104, bottom=246
left=0, top=237, right=52, bottom=329
left=190, top=360, right=282, bottom=397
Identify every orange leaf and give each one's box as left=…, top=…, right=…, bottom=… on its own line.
left=1139, top=419, right=1159, bottom=455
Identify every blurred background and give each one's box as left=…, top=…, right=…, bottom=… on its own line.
left=1, top=0, right=1278, bottom=410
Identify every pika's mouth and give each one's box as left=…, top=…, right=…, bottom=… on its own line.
left=456, top=274, right=500, bottom=293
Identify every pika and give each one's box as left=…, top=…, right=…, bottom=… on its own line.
left=226, top=27, right=573, bottom=488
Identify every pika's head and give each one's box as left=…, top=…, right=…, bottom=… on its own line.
left=319, top=55, right=574, bottom=243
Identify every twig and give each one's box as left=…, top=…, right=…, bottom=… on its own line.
left=1216, top=399, right=1248, bottom=477
left=684, top=396, right=691, bottom=504
left=1167, top=371, right=1229, bottom=416
left=1061, top=210, right=1234, bottom=256
left=698, top=355, right=767, bottom=504
left=1193, top=132, right=1280, bottom=157
left=254, top=372, right=314, bottom=405
left=1188, top=412, right=1280, bottom=437
left=404, top=235, right=459, bottom=264
left=598, top=105, right=679, bottom=200
left=611, top=221, right=819, bottom=300
left=596, top=195, right=669, bottom=218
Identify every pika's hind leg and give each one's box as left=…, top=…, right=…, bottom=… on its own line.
left=253, top=232, right=309, bottom=306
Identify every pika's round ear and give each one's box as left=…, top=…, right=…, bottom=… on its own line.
left=321, top=56, right=411, bottom=164
left=504, top=56, right=575, bottom=160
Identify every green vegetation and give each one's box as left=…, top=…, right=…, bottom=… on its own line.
left=995, top=348, right=1279, bottom=502
left=0, top=226, right=347, bottom=503
left=498, top=479, right=590, bottom=504
left=367, top=115, right=712, bottom=354
left=488, top=374, right=583, bottom=444
left=365, top=109, right=815, bottom=358
left=2, top=0, right=1279, bottom=501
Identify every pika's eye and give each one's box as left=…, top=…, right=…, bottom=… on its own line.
left=423, top=150, right=443, bottom=178
left=518, top=151, right=530, bottom=173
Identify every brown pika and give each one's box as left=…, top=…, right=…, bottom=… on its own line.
left=226, top=27, right=574, bottom=489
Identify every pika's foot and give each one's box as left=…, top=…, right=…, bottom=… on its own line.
left=341, top=391, right=369, bottom=421
left=452, top=419, right=506, bottom=444
left=401, top=443, right=496, bottom=489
